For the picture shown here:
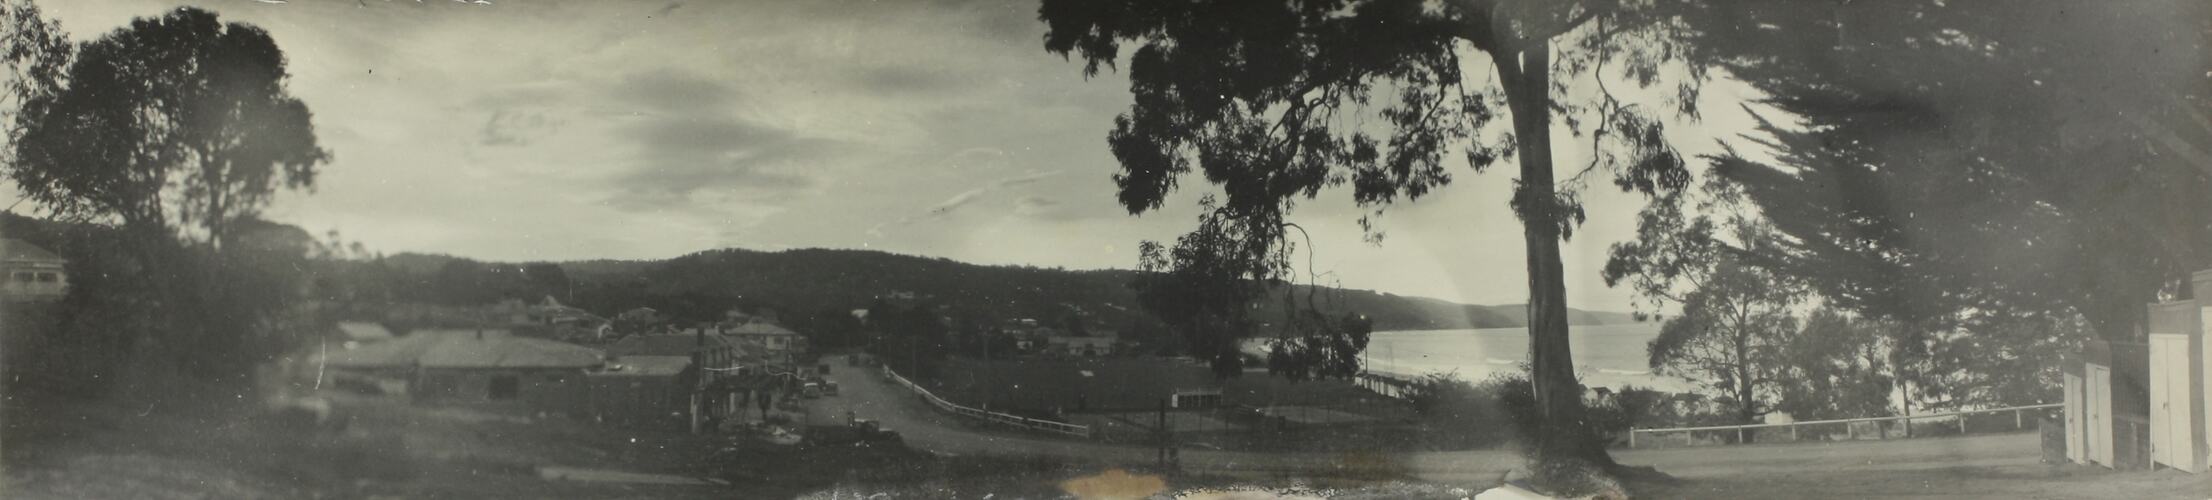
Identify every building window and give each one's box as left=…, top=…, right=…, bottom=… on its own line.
left=11, top=272, right=32, bottom=282
left=35, top=272, right=56, bottom=283
left=489, top=375, right=520, bottom=400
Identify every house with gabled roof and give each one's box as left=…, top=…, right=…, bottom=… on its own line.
left=327, top=328, right=605, bottom=415
left=1, top=238, right=66, bottom=300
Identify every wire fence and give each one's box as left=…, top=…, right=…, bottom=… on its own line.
left=880, top=365, right=1092, bottom=438
left=1628, top=403, right=2063, bottom=448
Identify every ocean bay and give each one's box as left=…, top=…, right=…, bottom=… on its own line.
left=1362, top=323, right=1690, bottom=392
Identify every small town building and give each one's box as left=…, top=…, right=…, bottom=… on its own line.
left=619, top=307, right=662, bottom=323
left=327, top=329, right=606, bottom=416
left=719, top=320, right=804, bottom=361
left=2143, top=270, right=2211, bottom=472
left=1049, top=336, right=1119, bottom=357
left=0, top=238, right=66, bottom=300
left=606, top=332, right=741, bottom=358
left=2065, top=269, right=2212, bottom=471
left=335, top=321, right=394, bottom=342
left=588, top=355, right=694, bottom=427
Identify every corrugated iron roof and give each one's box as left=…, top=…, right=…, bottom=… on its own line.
left=326, top=330, right=469, bottom=368
left=596, top=355, right=691, bottom=377
left=605, top=333, right=736, bottom=357
left=326, top=329, right=603, bottom=370
left=0, top=239, right=64, bottom=263
left=420, top=335, right=604, bottom=369
left=723, top=321, right=797, bottom=336
left=335, top=321, right=394, bottom=341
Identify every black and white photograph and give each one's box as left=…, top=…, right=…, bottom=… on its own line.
left=0, top=0, right=2207, bottom=498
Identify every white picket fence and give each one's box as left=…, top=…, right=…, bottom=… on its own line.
left=880, top=365, right=1093, bottom=438
left=1628, top=403, right=2062, bottom=448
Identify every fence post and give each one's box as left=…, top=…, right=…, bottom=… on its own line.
left=1846, top=421, right=1856, bottom=440
left=1737, top=427, right=1746, bottom=445
left=1959, top=415, right=1968, bottom=435
left=1628, top=429, right=1637, bottom=449
left=1789, top=424, right=1799, bottom=442
left=2015, top=409, right=2023, bottom=430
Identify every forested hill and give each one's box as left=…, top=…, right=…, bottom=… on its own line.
left=389, top=247, right=1637, bottom=332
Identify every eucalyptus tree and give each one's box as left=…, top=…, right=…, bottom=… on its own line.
left=1604, top=192, right=1805, bottom=429
left=1040, top=0, right=1711, bottom=473
left=0, top=0, right=67, bottom=163
left=11, top=7, right=329, bottom=249
left=6, top=8, right=329, bottom=383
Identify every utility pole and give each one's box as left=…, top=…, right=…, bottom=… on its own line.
left=1157, top=397, right=1168, bottom=469
left=982, top=328, right=993, bottom=411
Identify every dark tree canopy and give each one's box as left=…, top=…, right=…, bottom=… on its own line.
left=1689, top=0, right=2212, bottom=341
left=1776, top=309, right=1896, bottom=421
left=11, top=7, right=329, bottom=248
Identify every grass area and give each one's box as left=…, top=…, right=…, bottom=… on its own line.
left=936, top=358, right=1412, bottom=415
left=2, top=384, right=741, bottom=499
left=0, top=381, right=1378, bottom=498
left=1625, top=463, right=2212, bottom=499
left=935, top=358, right=1469, bottom=455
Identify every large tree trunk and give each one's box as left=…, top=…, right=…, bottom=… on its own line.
left=1503, top=40, right=1608, bottom=466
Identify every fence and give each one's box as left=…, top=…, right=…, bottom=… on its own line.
left=1354, top=372, right=1418, bottom=400
left=1628, top=403, right=2062, bottom=449
left=881, top=365, right=1092, bottom=438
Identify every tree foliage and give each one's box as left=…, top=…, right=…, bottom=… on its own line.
left=1774, top=309, right=1895, bottom=420
left=1605, top=192, right=1804, bottom=425
left=11, top=7, right=328, bottom=248
left=0, top=7, right=328, bottom=391
left=1041, top=0, right=1711, bottom=475
left=1131, top=199, right=1265, bottom=377
left=1916, top=309, right=2090, bottom=410
left=1689, top=0, right=2212, bottom=342
left=0, top=0, right=67, bottom=154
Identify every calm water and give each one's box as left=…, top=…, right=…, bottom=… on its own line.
left=1362, top=323, right=1691, bottom=391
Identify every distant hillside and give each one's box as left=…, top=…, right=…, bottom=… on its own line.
left=389, top=247, right=1637, bottom=332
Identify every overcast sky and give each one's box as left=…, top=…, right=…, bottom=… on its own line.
left=32, top=0, right=1768, bottom=313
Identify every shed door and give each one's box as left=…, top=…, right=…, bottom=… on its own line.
left=2169, top=339, right=2204, bottom=472
left=2204, top=307, right=2212, bottom=460
left=2151, top=336, right=2173, bottom=466
left=2065, top=373, right=2085, bottom=464
left=2089, top=364, right=2114, bottom=466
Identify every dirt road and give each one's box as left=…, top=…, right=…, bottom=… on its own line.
left=809, top=357, right=2048, bottom=486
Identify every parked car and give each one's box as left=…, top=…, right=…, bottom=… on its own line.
left=801, top=382, right=822, bottom=398
left=822, top=381, right=840, bottom=396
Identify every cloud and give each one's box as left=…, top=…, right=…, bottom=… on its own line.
left=852, top=65, right=970, bottom=96
left=601, top=114, right=840, bottom=212
left=608, top=68, right=745, bottom=115
left=478, top=109, right=563, bottom=146
left=1013, top=195, right=1060, bottom=216
left=590, top=66, right=845, bottom=213
left=869, top=169, right=1061, bottom=236
left=652, top=2, right=683, bottom=18
left=925, top=169, right=1056, bottom=214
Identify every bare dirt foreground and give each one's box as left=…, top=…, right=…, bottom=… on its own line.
left=817, top=365, right=2212, bottom=499
left=7, top=369, right=2210, bottom=499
